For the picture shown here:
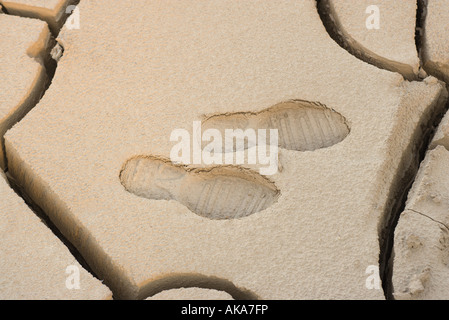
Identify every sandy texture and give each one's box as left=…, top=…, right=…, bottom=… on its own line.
left=422, top=0, right=449, bottom=84
left=0, top=171, right=111, bottom=299
left=0, top=14, right=52, bottom=169
left=320, top=0, right=420, bottom=80
left=147, top=288, right=233, bottom=300
left=392, top=146, right=449, bottom=300
left=4, top=0, right=448, bottom=300
left=0, top=0, right=78, bottom=33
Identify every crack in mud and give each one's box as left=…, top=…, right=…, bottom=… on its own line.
left=138, top=274, right=260, bottom=301
left=0, top=0, right=80, bottom=35
left=408, top=208, right=449, bottom=231
left=5, top=171, right=99, bottom=280
left=316, top=0, right=421, bottom=81
left=379, top=0, right=449, bottom=300
left=315, top=0, right=449, bottom=300
left=0, top=8, right=63, bottom=170
left=378, top=93, right=448, bottom=300
left=1, top=0, right=448, bottom=300
left=0, top=2, right=9, bottom=14
left=415, top=0, right=428, bottom=68
left=0, top=0, right=104, bottom=287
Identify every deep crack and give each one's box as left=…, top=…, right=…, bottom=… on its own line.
left=316, top=0, right=421, bottom=81
left=315, top=0, right=448, bottom=300
left=379, top=0, right=449, bottom=300
left=1, top=0, right=103, bottom=287
left=5, top=171, right=99, bottom=280
left=415, top=0, right=428, bottom=67
left=1, top=0, right=448, bottom=300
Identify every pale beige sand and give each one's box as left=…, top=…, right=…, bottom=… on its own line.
left=0, top=0, right=77, bottom=33
left=147, top=288, right=233, bottom=300
left=4, top=0, right=448, bottom=300
left=0, top=14, right=52, bottom=170
left=422, top=0, right=449, bottom=84
left=393, top=146, right=449, bottom=300
left=0, top=170, right=111, bottom=299
left=319, top=0, right=420, bottom=80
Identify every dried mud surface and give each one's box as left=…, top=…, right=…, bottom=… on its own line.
left=1, top=0, right=449, bottom=300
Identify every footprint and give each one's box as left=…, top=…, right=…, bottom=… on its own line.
left=120, top=157, right=280, bottom=220
left=201, top=100, right=350, bottom=152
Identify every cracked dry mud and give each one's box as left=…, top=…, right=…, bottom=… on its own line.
left=1, top=0, right=449, bottom=300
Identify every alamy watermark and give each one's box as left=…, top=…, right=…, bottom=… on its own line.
left=65, top=5, right=80, bottom=30
left=366, top=5, right=380, bottom=30
left=365, top=265, right=381, bottom=290
left=170, top=121, right=279, bottom=176
left=65, top=265, right=80, bottom=290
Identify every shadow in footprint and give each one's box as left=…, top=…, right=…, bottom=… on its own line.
left=122, top=100, right=349, bottom=220
left=201, top=100, right=350, bottom=152
left=120, top=157, right=280, bottom=220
